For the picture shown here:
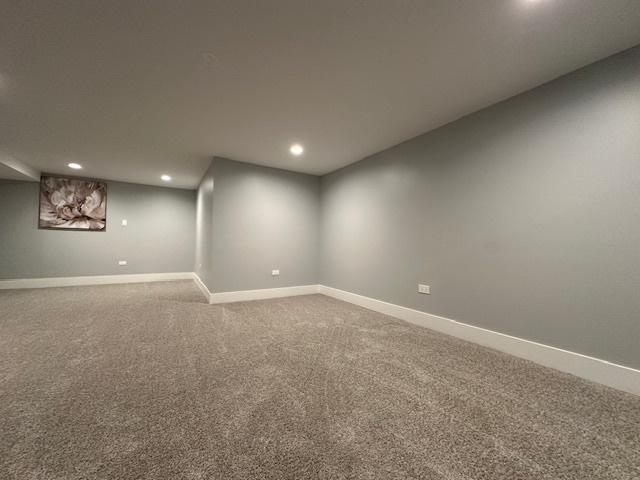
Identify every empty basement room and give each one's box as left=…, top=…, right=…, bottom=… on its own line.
left=1, top=1, right=640, bottom=479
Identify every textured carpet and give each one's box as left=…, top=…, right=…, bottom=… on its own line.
left=0, top=281, right=638, bottom=479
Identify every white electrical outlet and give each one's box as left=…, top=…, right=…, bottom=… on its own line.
left=121, top=219, right=128, bottom=226
left=118, top=260, right=128, bottom=266
left=271, top=269, right=280, bottom=276
left=418, top=284, right=430, bottom=294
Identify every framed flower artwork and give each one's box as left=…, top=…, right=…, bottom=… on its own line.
left=38, top=176, right=107, bottom=231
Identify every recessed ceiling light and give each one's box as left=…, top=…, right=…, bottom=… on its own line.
left=290, top=144, right=304, bottom=156
left=161, top=174, right=172, bottom=181
left=67, top=163, right=82, bottom=170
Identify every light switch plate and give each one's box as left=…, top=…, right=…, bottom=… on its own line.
left=121, top=219, right=128, bottom=226
left=418, top=284, right=430, bottom=294
left=118, top=260, right=128, bottom=266
left=272, top=270, right=280, bottom=276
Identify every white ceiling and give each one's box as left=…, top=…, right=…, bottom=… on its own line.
left=1, top=0, right=639, bottom=189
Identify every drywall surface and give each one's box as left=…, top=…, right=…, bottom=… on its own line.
left=209, top=158, right=320, bottom=293
left=195, top=162, right=215, bottom=290
left=320, top=46, right=640, bottom=368
left=0, top=179, right=196, bottom=279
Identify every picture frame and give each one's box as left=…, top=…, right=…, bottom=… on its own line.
left=38, top=175, right=108, bottom=231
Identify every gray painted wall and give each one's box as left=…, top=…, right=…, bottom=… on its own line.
left=2, top=46, right=638, bottom=370
left=320, top=46, right=640, bottom=369
left=200, top=157, right=320, bottom=293
left=194, top=163, right=215, bottom=289
left=0, top=180, right=196, bottom=278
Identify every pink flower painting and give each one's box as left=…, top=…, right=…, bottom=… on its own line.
left=39, top=176, right=107, bottom=230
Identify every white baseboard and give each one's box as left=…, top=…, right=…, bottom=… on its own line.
left=0, top=272, right=194, bottom=289
left=209, top=284, right=320, bottom=304
left=318, top=285, right=640, bottom=396
left=192, top=273, right=214, bottom=301
left=2, top=273, right=637, bottom=395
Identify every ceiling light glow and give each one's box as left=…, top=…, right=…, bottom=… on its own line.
left=67, top=163, right=82, bottom=170
left=161, top=174, right=172, bottom=181
left=290, top=144, right=304, bottom=156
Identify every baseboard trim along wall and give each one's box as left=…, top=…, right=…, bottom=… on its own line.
left=209, top=285, right=319, bottom=304
left=0, top=272, right=194, bottom=289
left=192, top=273, right=214, bottom=301
left=317, top=285, right=640, bottom=396
left=1, top=273, right=637, bottom=395
left=184, top=279, right=640, bottom=397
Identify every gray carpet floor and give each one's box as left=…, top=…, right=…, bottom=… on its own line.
left=0, top=281, right=638, bottom=479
